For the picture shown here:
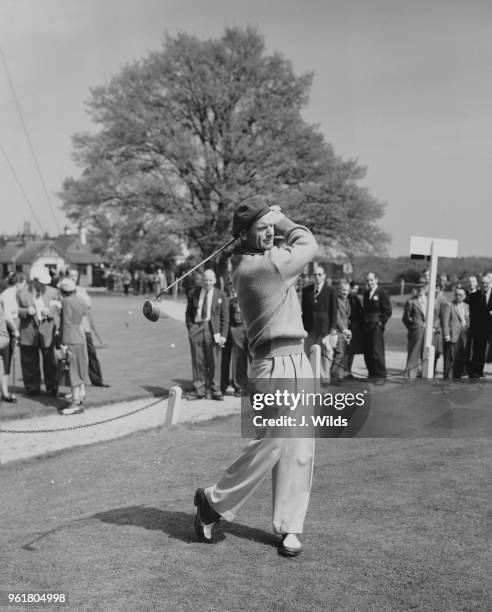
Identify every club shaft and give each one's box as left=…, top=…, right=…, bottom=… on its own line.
left=154, top=237, right=238, bottom=300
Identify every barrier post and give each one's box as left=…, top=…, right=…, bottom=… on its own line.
left=165, top=386, right=182, bottom=426
left=309, top=344, right=321, bottom=393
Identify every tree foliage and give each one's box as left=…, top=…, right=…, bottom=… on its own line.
left=60, top=26, right=390, bottom=261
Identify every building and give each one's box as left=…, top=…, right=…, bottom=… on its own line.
left=0, top=231, right=99, bottom=286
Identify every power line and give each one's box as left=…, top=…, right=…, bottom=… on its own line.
left=0, top=142, right=45, bottom=234
left=0, top=45, right=62, bottom=234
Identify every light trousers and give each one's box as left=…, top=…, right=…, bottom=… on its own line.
left=205, top=351, right=315, bottom=535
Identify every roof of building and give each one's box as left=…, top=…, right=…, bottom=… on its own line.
left=15, top=241, right=63, bottom=264
left=53, top=235, right=99, bottom=264
left=0, top=243, right=24, bottom=264
left=0, top=235, right=99, bottom=266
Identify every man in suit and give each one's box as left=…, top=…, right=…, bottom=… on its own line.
left=432, top=283, right=448, bottom=375
left=402, top=283, right=427, bottom=378
left=185, top=269, right=229, bottom=400
left=363, top=272, right=392, bottom=378
left=442, top=287, right=469, bottom=379
left=301, top=264, right=338, bottom=385
left=16, top=267, right=61, bottom=396
left=468, top=273, right=492, bottom=378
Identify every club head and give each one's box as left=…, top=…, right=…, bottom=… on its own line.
left=142, top=300, right=160, bottom=322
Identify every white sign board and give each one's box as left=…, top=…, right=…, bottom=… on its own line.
left=409, top=236, right=458, bottom=258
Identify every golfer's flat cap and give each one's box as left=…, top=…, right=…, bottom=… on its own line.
left=232, top=197, right=271, bottom=238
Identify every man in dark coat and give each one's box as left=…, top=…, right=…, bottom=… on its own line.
left=468, top=273, right=492, bottom=378
left=301, top=264, right=338, bottom=385
left=363, top=272, right=392, bottom=378
left=186, top=269, right=229, bottom=399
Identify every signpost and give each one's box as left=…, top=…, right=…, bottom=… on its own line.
left=409, top=236, right=458, bottom=379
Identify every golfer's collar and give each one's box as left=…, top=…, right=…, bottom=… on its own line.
left=233, top=245, right=265, bottom=255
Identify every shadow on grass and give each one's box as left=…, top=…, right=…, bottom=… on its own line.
left=91, top=505, right=277, bottom=548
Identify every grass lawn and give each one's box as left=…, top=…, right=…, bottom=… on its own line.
left=1, top=417, right=489, bottom=611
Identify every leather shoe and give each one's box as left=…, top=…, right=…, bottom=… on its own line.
left=278, top=534, right=303, bottom=558
left=212, top=393, right=224, bottom=401
left=1, top=394, right=17, bottom=403
left=194, top=488, right=221, bottom=543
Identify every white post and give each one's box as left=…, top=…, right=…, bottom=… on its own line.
left=165, top=386, right=182, bottom=425
left=309, top=344, right=321, bottom=392
left=422, top=241, right=438, bottom=379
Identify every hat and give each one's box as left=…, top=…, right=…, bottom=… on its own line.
left=232, top=197, right=271, bottom=238
left=58, top=278, right=76, bottom=293
left=30, top=267, right=51, bottom=284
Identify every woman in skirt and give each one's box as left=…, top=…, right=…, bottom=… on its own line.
left=58, top=278, right=89, bottom=415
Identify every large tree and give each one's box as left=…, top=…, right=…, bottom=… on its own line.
left=60, top=26, right=389, bottom=260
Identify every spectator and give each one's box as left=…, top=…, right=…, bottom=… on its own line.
left=57, top=278, right=88, bottom=415
left=467, top=275, right=479, bottom=296
left=185, top=269, right=229, bottom=400
left=301, top=264, right=338, bottom=386
left=402, top=283, right=427, bottom=378
left=432, top=282, right=448, bottom=375
left=0, top=301, right=17, bottom=402
left=468, top=273, right=492, bottom=378
left=442, top=288, right=469, bottom=379
left=346, top=281, right=364, bottom=378
left=66, top=269, right=109, bottom=389
left=122, top=269, right=132, bottom=296
left=157, top=268, right=167, bottom=293
left=330, top=280, right=352, bottom=381
left=221, top=278, right=249, bottom=396
left=363, top=272, right=392, bottom=379
left=16, top=267, right=61, bottom=396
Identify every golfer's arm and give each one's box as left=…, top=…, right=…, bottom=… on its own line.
left=271, top=216, right=318, bottom=284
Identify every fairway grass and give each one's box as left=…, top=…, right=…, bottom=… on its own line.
left=1, top=415, right=489, bottom=611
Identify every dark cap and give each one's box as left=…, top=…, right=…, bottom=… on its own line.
left=232, top=197, right=271, bottom=238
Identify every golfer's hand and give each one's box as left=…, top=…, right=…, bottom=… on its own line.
left=27, top=306, right=36, bottom=316
left=444, top=335, right=451, bottom=342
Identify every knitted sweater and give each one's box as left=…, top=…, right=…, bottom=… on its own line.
left=231, top=215, right=318, bottom=357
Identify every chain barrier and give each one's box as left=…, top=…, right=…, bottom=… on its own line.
left=0, top=397, right=165, bottom=434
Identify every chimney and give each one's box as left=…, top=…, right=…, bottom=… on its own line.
left=80, top=226, right=87, bottom=245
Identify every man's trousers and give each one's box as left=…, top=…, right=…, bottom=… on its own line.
left=205, top=351, right=315, bottom=535
left=363, top=324, right=387, bottom=378
left=86, top=332, right=104, bottom=385
left=189, top=321, right=221, bottom=395
left=20, top=344, right=58, bottom=394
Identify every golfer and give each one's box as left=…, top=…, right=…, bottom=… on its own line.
left=194, top=198, right=318, bottom=557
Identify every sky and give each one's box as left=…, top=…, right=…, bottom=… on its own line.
left=0, top=0, right=491, bottom=256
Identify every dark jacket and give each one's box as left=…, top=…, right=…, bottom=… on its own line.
left=468, top=289, right=492, bottom=336
left=363, top=287, right=392, bottom=329
left=186, top=287, right=229, bottom=338
left=301, top=282, right=338, bottom=336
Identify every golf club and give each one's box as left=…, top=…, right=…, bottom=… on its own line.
left=142, top=237, right=238, bottom=322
